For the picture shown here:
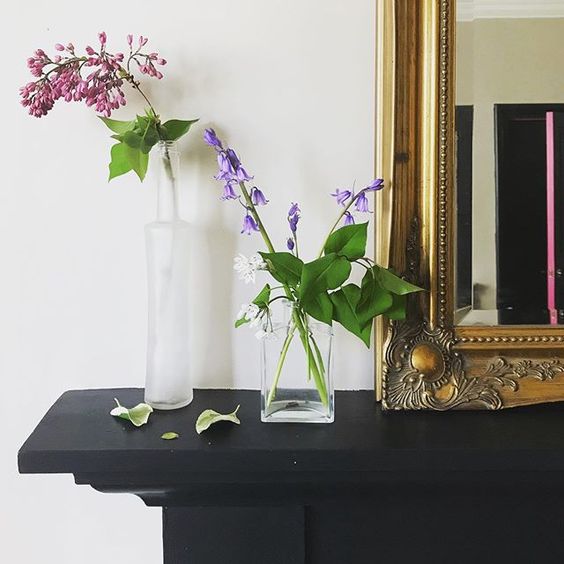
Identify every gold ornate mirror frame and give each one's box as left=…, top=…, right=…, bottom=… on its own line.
left=375, top=0, right=564, bottom=410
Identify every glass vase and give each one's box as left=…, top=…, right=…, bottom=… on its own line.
left=144, top=141, right=193, bottom=410
left=261, top=302, right=334, bottom=423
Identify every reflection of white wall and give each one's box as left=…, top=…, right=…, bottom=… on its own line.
left=458, top=1, right=564, bottom=22
left=2, top=0, right=376, bottom=562
left=456, top=18, right=564, bottom=311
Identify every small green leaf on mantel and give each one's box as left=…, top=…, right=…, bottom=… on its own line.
left=195, top=405, right=241, bottom=434
left=110, top=398, right=153, bottom=427
left=161, top=432, right=180, bottom=440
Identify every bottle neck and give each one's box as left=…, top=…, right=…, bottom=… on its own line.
left=156, top=141, right=180, bottom=222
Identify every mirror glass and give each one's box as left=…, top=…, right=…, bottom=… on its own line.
left=455, top=0, right=564, bottom=325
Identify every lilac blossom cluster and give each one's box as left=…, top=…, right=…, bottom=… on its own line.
left=20, top=33, right=166, bottom=118
left=204, top=128, right=270, bottom=235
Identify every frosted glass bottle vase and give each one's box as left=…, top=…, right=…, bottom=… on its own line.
left=144, top=141, right=192, bottom=410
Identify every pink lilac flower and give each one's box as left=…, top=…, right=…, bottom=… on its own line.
left=20, top=33, right=166, bottom=118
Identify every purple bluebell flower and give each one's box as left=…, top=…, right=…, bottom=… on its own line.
left=344, top=211, right=355, bottom=225
left=331, top=188, right=352, bottom=206
left=226, top=148, right=241, bottom=170
left=215, top=151, right=235, bottom=181
left=287, top=237, right=295, bottom=251
left=221, top=182, right=238, bottom=200
left=365, top=178, right=384, bottom=191
left=355, top=192, right=370, bottom=213
left=288, top=202, right=300, bottom=233
left=241, top=212, right=260, bottom=235
left=236, top=166, right=253, bottom=182
left=288, top=202, right=300, bottom=217
left=203, top=128, right=223, bottom=150
left=251, top=187, right=268, bottom=206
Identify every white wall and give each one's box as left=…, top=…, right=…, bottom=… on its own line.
left=1, top=0, right=376, bottom=562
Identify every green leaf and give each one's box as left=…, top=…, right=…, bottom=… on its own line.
left=259, top=252, right=304, bottom=287
left=330, top=285, right=372, bottom=347
left=108, top=142, right=149, bottom=181
left=252, top=284, right=271, bottom=308
left=161, top=119, right=199, bottom=141
left=110, top=398, right=153, bottom=427
left=139, top=123, right=160, bottom=154
left=161, top=432, right=179, bottom=440
left=196, top=405, right=241, bottom=434
left=373, top=266, right=424, bottom=295
left=302, top=291, right=333, bottom=325
left=386, top=294, right=408, bottom=320
left=357, top=269, right=394, bottom=326
left=324, top=222, right=368, bottom=261
left=122, top=130, right=142, bottom=149
left=99, top=116, right=136, bottom=134
left=299, top=253, right=351, bottom=299
left=235, top=317, right=250, bottom=328
left=125, top=145, right=149, bottom=181
left=108, top=143, right=134, bottom=180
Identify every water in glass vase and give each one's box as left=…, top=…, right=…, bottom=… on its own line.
left=261, top=303, right=334, bottom=423
left=144, top=141, right=192, bottom=410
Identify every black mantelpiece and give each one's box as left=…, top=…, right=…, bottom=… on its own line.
left=18, top=389, right=564, bottom=563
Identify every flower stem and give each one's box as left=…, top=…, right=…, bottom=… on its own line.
left=317, top=192, right=362, bottom=258
left=236, top=181, right=328, bottom=406
left=266, top=323, right=296, bottom=405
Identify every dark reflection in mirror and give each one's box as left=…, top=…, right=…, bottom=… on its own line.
left=455, top=1, right=564, bottom=325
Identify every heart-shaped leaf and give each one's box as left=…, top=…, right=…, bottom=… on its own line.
left=330, top=284, right=372, bottom=347
left=373, top=266, right=423, bottom=295
left=252, top=284, right=271, bottom=308
left=301, top=291, right=333, bottom=325
left=358, top=269, right=394, bottom=326
left=110, top=398, right=153, bottom=427
left=196, top=405, right=241, bottom=434
left=99, top=116, right=136, bottom=134
left=299, top=254, right=351, bottom=299
left=259, top=252, right=304, bottom=287
left=324, top=222, right=368, bottom=261
left=161, top=119, right=199, bottom=141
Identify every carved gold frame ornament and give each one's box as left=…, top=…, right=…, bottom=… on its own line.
left=375, top=0, right=564, bottom=410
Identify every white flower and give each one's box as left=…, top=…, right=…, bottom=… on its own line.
left=237, top=303, right=261, bottom=323
left=233, top=253, right=267, bottom=284
left=255, top=329, right=268, bottom=340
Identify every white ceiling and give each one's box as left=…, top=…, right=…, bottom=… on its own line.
left=458, top=0, right=564, bottom=21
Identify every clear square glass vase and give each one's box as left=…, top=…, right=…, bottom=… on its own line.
left=261, top=304, right=334, bottom=423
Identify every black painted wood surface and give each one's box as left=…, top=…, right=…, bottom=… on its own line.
left=18, top=389, right=564, bottom=563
